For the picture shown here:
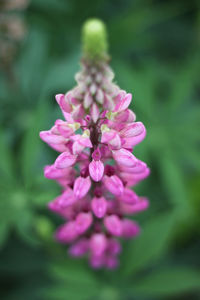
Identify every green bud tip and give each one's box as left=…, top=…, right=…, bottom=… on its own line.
left=82, top=18, right=108, bottom=61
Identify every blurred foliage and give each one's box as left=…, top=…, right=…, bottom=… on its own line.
left=0, top=0, right=200, bottom=299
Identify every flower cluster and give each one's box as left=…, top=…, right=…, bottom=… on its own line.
left=40, top=58, right=150, bottom=269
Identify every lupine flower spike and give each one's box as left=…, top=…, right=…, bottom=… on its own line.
left=40, top=19, right=150, bottom=269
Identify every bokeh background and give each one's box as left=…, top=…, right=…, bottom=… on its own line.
left=0, top=0, right=200, bottom=299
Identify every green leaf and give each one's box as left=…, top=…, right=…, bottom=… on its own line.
left=121, top=212, right=176, bottom=276
left=48, top=259, right=99, bottom=300
left=131, top=267, right=200, bottom=297
left=0, top=130, right=14, bottom=180
left=20, top=100, right=50, bottom=187
left=0, top=222, right=10, bottom=248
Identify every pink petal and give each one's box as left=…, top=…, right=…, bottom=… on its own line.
left=44, top=164, right=67, bottom=179
left=91, top=197, right=107, bottom=218
left=55, top=93, right=71, bottom=113
left=114, top=93, right=132, bottom=112
left=106, top=239, right=121, bottom=255
left=75, top=212, right=93, bottom=234
left=89, top=255, right=105, bottom=269
left=119, top=122, right=145, bottom=138
left=68, top=239, right=89, bottom=257
left=56, top=123, right=73, bottom=138
left=121, top=197, right=149, bottom=214
left=54, top=150, right=77, bottom=169
left=79, top=137, right=92, bottom=148
left=103, top=175, right=124, bottom=195
left=105, top=256, right=118, bottom=269
left=104, top=215, right=122, bottom=236
left=90, top=233, right=107, bottom=256
left=40, top=131, right=66, bottom=144
left=89, top=160, right=104, bottom=182
left=73, top=176, right=91, bottom=199
left=90, top=103, right=100, bottom=123
left=112, top=148, right=138, bottom=167
left=121, top=219, right=140, bottom=238
left=118, top=188, right=139, bottom=204
left=55, top=221, right=77, bottom=243
left=56, top=188, right=76, bottom=207
left=72, top=140, right=85, bottom=155
left=83, top=92, right=93, bottom=109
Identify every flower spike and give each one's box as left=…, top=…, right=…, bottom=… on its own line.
left=40, top=19, right=149, bottom=269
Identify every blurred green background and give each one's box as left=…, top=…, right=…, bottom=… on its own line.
left=0, top=0, right=200, bottom=299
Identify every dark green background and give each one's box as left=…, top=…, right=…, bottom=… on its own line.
left=0, top=0, right=200, bottom=299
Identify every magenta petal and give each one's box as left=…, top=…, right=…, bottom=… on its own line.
left=90, top=233, right=107, bottom=256
left=44, top=164, right=66, bottom=179
left=56, top=188, right=76, bottom=207
left=73, top=176, right=91, bottom=199
left=55, top=221, right=77, bottom=243
left=106, top=239, right=121, bottom=255
left=68, top=239, right=89, bottom=257
left=103, top=175, right=124, bottom=195
left=55, top=151, right=77, bottom=169
left=104, top=215, right=122, bottom=236
left=89, top=160, right=104, bottom=182
left=105, top=256, right=118, bottom=269
left=91, top=197, right=107, bottom=218
left=118, top=188, right=139, bottom=204
left=122, top=219, right=140, bottom=238
left=75, top=212, right=93, bottom=234
left=90, top=255, right=105, bottom=269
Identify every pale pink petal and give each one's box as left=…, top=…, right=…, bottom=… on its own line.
left=119, top=122, right=145, bottom=138
left=112, top=148, right=138, bottom=167
left=83, top=92, right=93, bottom=109
left=114, top=93, right=132, bottom=112
left=96, top=89, right=104, bottom=104
left=40, top=131, right=66, bottom=144
left=90, top=103, right=100, bottom=123
left=55, top=93, right=71, bottom=112
left=55, top=150, right=77, bottom=169
left=73, top=176, right=91, bottom=199
left=72, top=140, right=85, bottom=155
